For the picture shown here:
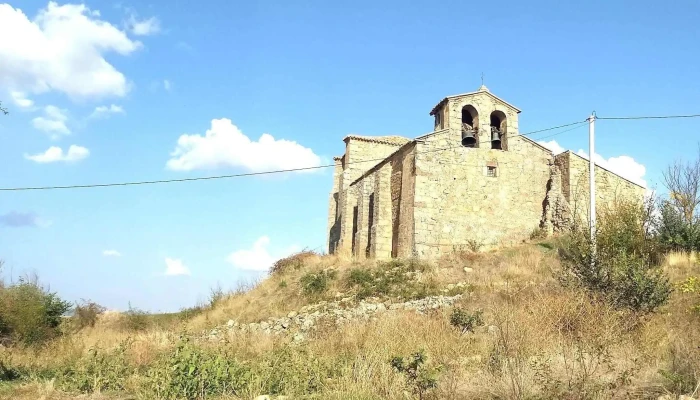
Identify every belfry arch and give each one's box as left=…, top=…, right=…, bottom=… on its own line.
left=461, top=105, right=479, bottom=147
left=489, top=110, right=507, bottom=150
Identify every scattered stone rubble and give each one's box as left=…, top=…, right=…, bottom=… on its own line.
left=205, top=291, right=467, bottom=343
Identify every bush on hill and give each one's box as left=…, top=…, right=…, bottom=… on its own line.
left=0, top=265, right=72, bottom=345
left=558, top=198, right=672, bottom=313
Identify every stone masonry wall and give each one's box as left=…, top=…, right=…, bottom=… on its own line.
left=390, top=145, right=416, bottom=258
left=330, top=139, right=405, bottom=254
left=555, top=151, right=646, bottom=223
left=353, top=174, right=375, bottom=259
left=327, top=159, right=343, bottom=254
left=343, top=140, right=404, bottom=188
left=345, top=143, right=415, bottom=260
left=371, top=162, right=393, bottom=259
left=413, top=131, right=552, bottom=259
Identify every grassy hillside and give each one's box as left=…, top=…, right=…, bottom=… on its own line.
left=1, top=239, right=699, bottom=399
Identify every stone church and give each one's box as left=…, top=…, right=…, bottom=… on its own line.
left=326, top=85, right=644, bottom=259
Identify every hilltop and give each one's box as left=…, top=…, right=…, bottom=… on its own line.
left=1, top=229, right=700, bottom=399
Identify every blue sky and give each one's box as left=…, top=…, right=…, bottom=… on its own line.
left=1, top=0, right=699, bottom=312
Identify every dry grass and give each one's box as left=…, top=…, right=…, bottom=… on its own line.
left=2, top=245, right=700, bottom=399
left=665, top=250, right=700, bottom=281
left=0, top=380, right=126, bottom=400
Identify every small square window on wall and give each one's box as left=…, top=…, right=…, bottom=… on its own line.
left=487, top=166, right=497, bottom=177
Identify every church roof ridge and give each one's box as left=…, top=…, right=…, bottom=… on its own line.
left=343, top=134, right=411, bottom=146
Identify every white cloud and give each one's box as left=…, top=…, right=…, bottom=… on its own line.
left=226, top=236, right=301, bottom=272
left=538, top=139, right=566, bottom=155
left=127, top=14, right=160, bottom=36
left=24, top=145, right=89, bottom=163
left=103, top=249, right=122, bottom=257
left=164, top=257, right=190, bottom=276
left=166, top=118, right=322, bottom=173
left=0, top=2, right=142, bottom=99
left=10, top=91, right=34, bottom=108
left=576, top=149, right=647, bottom=187
left=32, top=105, right=70, bottom=138
left=90, top=104, right=124, bottom=118
left=163, top=79, right=172, bottom=91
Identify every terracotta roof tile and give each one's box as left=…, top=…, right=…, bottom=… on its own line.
left=343, top=135, right=410, bottom=146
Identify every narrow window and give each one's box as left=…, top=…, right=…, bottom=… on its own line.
left=351, top=205, right=359, bottom=254
left=366, top=193, right=375, bottom=257
left=487, top=166, right=497, bottom=177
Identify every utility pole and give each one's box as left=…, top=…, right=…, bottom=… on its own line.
left=588, top=112, right=596, bottom=261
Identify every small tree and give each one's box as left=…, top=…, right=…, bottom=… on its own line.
left=449, top=307, right=484, bottom=334
left=656, top=200, right=700, bottom=251
left=662, top=145, right=700, bottom=225
left=391, top=349, right=441, bottom=400
left=0, top=277, right=72, bottom=344
left=74, top=299, right=107, bottom=329
left=558, top=198, right=671, bottom=314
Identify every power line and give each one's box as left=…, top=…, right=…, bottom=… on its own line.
left=519, top=119, right=588, bottom=137
left=0, top=119, right=589, bottom=192
left=597, top=113, right=700, bottom=120
left=0, top=165, right=333, bottom=191
left=532, top=122, right=588, bottom=141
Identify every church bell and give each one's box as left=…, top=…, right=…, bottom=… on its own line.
left=491, top=129, right=501, bottom=147
left=461, top=130, right=476, bottom=147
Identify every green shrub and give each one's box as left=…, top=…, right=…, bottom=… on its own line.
left=0, top=359, right=20, bottom=382
left=208, top=284, right=226, bottom=308
left=250, top=345, right=342, bottom=396
left=677, top=276, right=700, bottom=312
left=466, top=239, right=482, bottom=252
left=73, top=299, right=106, bottom=329
left=59, top=339, right=133, bottom=393
left=390, top=349, right=441, bottom=400
left=0, top=276, right=71, bottom=345
left=176, top=305, right=207, bottom=321
left=348, top=268, right=374, bottom=286
left=300, top=270, right=336, bottom=296
left=119, top=303, right=150, bottom=332
left=146, top=337, right=249, bottom=399
left=271, top=250, right=318, bottom=274
left=346, top=260, right=437, bottom=300
left=558, top=199, right=671, bottom=314
left=449, top=308, right=484, bottom=334
left=656, top=200, right=700, bottom=252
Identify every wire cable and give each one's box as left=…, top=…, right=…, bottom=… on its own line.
left=0, top=119, right=589, bottom=192
left=519, top=119, right=588, bottom=137
left=531, top=122, right=588, bottom=141
left=596, top=113, right=700, bottom=120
